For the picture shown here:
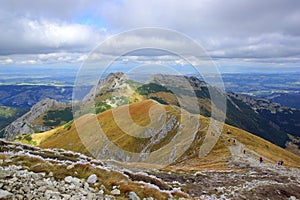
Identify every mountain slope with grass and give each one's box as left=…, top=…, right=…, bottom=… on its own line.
left=6, top=72, right=300, bottom=153
left=16, top=100, right=300, bottom=168
left=14, top=99, right=300, bottom=199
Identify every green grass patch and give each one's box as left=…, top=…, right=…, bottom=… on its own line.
left=43, top=107, right=73, bottom=127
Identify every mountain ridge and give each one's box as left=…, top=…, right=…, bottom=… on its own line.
left=4, top=72, right=300, bottom=152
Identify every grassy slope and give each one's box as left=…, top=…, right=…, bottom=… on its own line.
left=222, top=124, right=300, bottom=167
left=16, top=100, right=300, bottom=169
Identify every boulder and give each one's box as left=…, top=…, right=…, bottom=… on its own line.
left=111, top=189, right=120, bottom=195
left=0, top=189, right=13, bottom=199
left=64, top=176, right=73, bottom=183
left=87, top=174, right=98, bottom=184
left=128, top=191, right=140, bottom=200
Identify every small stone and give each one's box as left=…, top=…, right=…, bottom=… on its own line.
left=67, top=165, right=74, bottom=170
left=71, top=177, right=82, bottom=187
left=289, top=196, right=296, bottom=200
left=45, top=190, right=60, bottom=199
left=105, top=194, right=116, bottom=200
left=0, top=171, right=10, bottom=179
left=87, top=174, right=98, bottom=184
left=64, top=176, right=73, bottom=183
left=0, top=189, right=13, bottom=199
left=26, top=193, right=34, bottom=200
left=79, top=188, right=88, bottom=196
left=84, top=182, right=89, bottom=190
left=49, top=172, right=53, bottom=177
left=69, top=183, right=76, bottom=190
left=62, top=194, right=71, bottom=199
left=35, top=180, right=46, bottom=187
left=8, top=144, right=16, bottom=148
left=87, top=192, right=94, bottom=199
left=15, top=194, right=24, bottom=200
left=128, top=191, right=140, bottom=200
left=98, top=190, right=104, bottom=195
left=100, top=184, right=106, bottom=190
left=111, top=189, right=120, bottom=195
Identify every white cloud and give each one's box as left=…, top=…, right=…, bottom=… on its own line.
left=0, top=58, right=14, bottom=65
left=0, top=17, right=108, bottom=55
left=18, top=59, right=37, bottom=65
left=0, top=0, right=299, bottom=71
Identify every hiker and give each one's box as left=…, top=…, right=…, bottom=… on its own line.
left=277, top=160, right=284, bottom=167
left=243, top=149, right=246, bottom=154
left=259, top=157, right=263, bottom=163
left=277, top=160, right=281, bottom=167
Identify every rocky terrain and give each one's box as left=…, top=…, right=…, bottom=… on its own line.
left=3, top=99, right=67, bottom=140
left=1, top=137, right=300, bottom=200
left=0, top=139, right=189, bottom=199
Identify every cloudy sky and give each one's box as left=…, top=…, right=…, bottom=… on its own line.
left=0, top=0, right=300, bottom=73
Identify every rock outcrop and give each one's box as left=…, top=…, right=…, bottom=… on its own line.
left=0, top=139, right=184, bottom=199
left=227, top=91, right=283, bottom=112
left=3, top=98, right=66, bottom=140
left=82, top=72, right=129, bottom=105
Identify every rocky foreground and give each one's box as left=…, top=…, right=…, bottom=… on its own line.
left=0, top=139, right=300, bottom=200
left=0, top=139, right=187, bottom=200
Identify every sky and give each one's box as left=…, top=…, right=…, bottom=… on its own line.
left=0, top=0, right=300, bottom=73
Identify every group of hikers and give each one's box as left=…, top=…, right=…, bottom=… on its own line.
left=241, top=151, right=284, bottom=167
left=259, top=156, right=284, bottom=166
left=234, top=138, right=286, bottom=167
left=277, top=160, right=284, bottom=167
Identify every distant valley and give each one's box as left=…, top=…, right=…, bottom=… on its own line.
left=221, top=73, right=300, bottom=109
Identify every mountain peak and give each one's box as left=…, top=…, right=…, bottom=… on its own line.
left=148, top=74, right=207, bottom=87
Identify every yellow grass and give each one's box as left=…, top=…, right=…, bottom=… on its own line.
left=222, top=124, right=300, bottom=167
left=18, top=100, right=300, bottom=170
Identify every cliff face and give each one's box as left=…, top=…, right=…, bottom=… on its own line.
left=82, top=72, right=129, bottom=105
left=4, top=98, right=66, bottom=140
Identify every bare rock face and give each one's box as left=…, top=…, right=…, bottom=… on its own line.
left=4, top=98, right=66, bottom=140
left=82, top=72, right=129, bottom=105
left=227, top=91, right=282, bottom=112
